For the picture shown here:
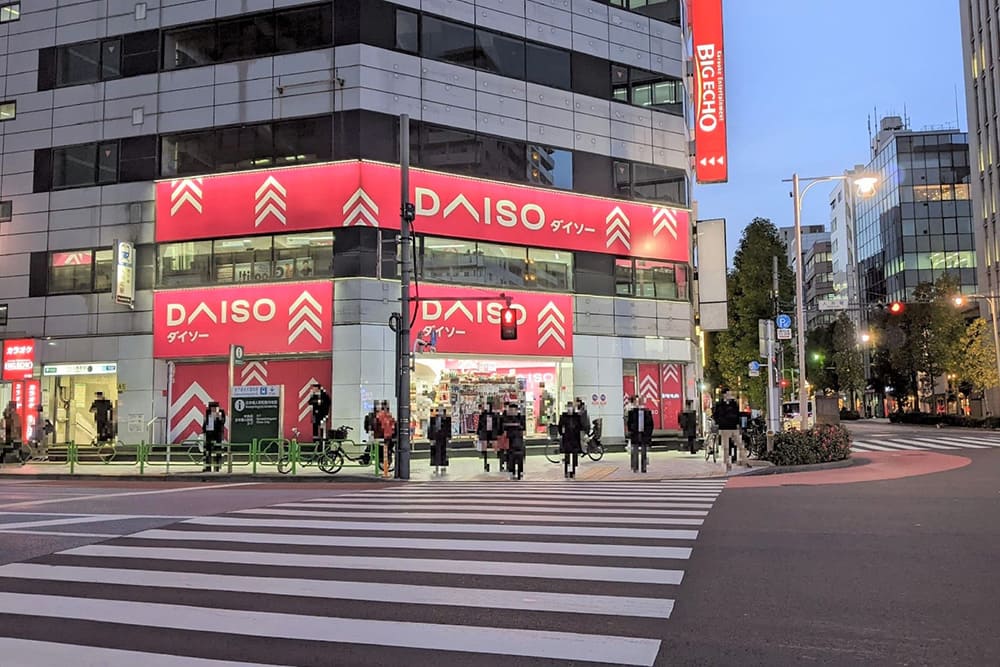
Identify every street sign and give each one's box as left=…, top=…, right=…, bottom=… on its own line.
left=230, top=384, right=281, bottom=443
left=232, top=344, right=245, bottom=366
left=817, top=299, right=849, bottom=311
left=777, top=328, right=793, bottom=340
left=776, top=314, right=792, bottom=329
left=748, top=361, right=760, bottom=377
left=113, top=240, right=135, bottom=309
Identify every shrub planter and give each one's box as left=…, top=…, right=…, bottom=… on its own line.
left=759, top=423, right=852, bottom=467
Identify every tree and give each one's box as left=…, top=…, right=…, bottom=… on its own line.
left=705, top=218, right=795, bottom=409
left=806, top=323, right=837, bottom=393
left=831, top=312, right=865, bottom=408
left=957, top=317, right=999, bottom=414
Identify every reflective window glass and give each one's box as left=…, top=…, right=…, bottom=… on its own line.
left=476, top=29, right=525, bottom=79
left=0, top=3, right=20, bottom=23
left=218, top=15, right=275, bottom=61
left=528, top=146, right=573, bottom=190
left=421, top=238, right=477, bottom=283
left=525, top=42, right=570, bottom=90
left=161, top=131, right=216, bottom=177
left=477, top=242, right=527, bottom=286
left=93, top=249, right=115, bottom=292
left=101, top=39, right=122, bottom=79
left=421, top=16, right=475, bottom=68
left=49, top=250, right=94, bottom=293
left=57, top=42, right=101, bottom=86
left=275, top=4, right=332, bottom=53
left=213, top=236, right=273, bottom=283
left=163, top=24, right=218, bottom=69
left=158, top=241, right=213, bottom=287
left=274, top=232, right=334, bottom=280
left=53, top=144, right=97, bottom=189
left=395, top=9, right=419, bottom=53
left=527, top=248, right=572, bottom=291
left=615, top=259, right=633, bottom=296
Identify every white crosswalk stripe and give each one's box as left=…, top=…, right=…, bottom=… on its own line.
left=0, top=480, right=725, bottom=666
left=852, top=434, right=1000, bottom=452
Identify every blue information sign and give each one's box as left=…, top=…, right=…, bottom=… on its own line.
left=776, top=314, right=792, bottom=329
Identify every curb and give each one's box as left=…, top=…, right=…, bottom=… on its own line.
left=737, top=456, right=861, bottom=477
left=0, top=472, right=399, bottom=484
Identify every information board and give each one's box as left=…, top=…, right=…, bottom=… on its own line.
left=230, top=385, right=281, bottom=443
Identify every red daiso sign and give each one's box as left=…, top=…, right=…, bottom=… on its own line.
left=156, top=161, right=690, bottom=264
left=691, top=0, right=728, bottom=184
left=411, top=285, right=573, bottom=357
left=153, top=282, right=332, bottom=358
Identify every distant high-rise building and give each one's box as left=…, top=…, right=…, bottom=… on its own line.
left=779, top=224, right=827, bottom=274
left=804, top=237, right=836, bottom=328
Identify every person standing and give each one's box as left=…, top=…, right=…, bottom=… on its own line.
left=558, top=401, right=583, bottom=478
left=627, top=397, right=653, bottom=473
left=575, top=398, right=590, bottom=454
left=476, top=402, right=498, bottom=472
left=308, top=383, right=332, bottom=444
left=712, top=389, right=743, bottom=471
left=503, top=403, right=526, bottom=480
left=375, top=401, right=396, bottom=473
left=427, top=405, right=451, bottom=474
left=202, top=401, right=226, bottom=472
left=90, top=392, right=114, bottom=444
left=2, top=401, right=22, bottom=461
left=679, top=400, right=698, bottom=454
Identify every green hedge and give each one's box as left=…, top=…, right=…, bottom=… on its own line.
left=839, top=409, right=861, bottom=420
left=888, top=411, right=1000, bottom=428
left=761, top=424, right=852, bottom=466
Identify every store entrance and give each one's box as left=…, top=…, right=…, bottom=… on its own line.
left=411, top=357, right=573, bottom=441
left=47, top=371, right=119, bottom=445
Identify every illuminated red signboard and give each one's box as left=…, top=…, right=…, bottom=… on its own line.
left=691, top=0, right=729, bottom=183
left=156, top=162, right=691, bottom=264
left=2, top=339, right=35, bottom=380
left=411, top=285, right=574, bottom=357
left=153, top=282, right=332, bottom=359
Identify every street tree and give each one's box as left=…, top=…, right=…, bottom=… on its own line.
left=706, top=218, right=795, bottom=410
left=831, top=312, right=865, bottom=409
left=957, top=317, right=999, bottom=414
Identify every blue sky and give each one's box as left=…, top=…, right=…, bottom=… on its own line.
left=694, top=0, right=967, bottom=262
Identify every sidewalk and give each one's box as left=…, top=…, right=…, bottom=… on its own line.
left=0, top=450, right=768, bottom=482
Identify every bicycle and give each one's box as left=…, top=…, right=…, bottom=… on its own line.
left=90, top=436, right=125, bottom=463
left=703, top=421, right=720, bottom=463
left=545, top=419, right=604, bottom=463
left=279, top=427, right=340, bottom=475
left=311, top=426, right=394, bottom=474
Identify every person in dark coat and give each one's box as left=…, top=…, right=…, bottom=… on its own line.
left=679, top=400, right=698, bottom=454
left=90, top=392, right=114, bottom=443
left=626, top=396, right=654, bottom=473
left=558, top=401, right=584, bottom=478
left=427, top=405, right=451, bottom=474
left=202, top=401, right=226, bottom=472
left=308, top=383, right=332, bottom=443
left=575, top=398, right=590, bottom=453
left=712, top=389, right=743, bottom=470
left=502, top=403, right=526, bottom=480
left=476, top=402, right=498, bottom=472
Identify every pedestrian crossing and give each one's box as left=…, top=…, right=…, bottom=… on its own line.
left=0, top=479, right=726, bottom=666
left=853, top=434, right=1000, bottom=453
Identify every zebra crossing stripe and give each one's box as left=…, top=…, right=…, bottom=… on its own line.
left=0, top=592, right=663, bottom=666
left=320, top=497, right=715, bottom=510
left=905, top=438, right=989, bottom=449
left=888, top=439, right=960, bottom=450
left=230, top=508, right=705, bottom=526
left=185, top=515, right=700, bottom=540
left=0, top=638, right=275, bottom=667
left=128, top=528, right=695, bottom=559
left=273, top=502, right=711, bottom=516
left=62, top=544, right=687, bottom=585
left=852, top=441, right=896, bottom=451
left=0, top=563, right=676, bottom=619
left=941, top=436, right=1000, bottom=446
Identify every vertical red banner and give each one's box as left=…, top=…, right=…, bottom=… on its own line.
left=691, top=0, right=728, bottom=183
left=11, top=380, right=39, bottom=441
left=623, top=373, right=637, bottom=434
left=660, top=363, right=683, bottom=430
left=637, top=363, right=662, bottom=429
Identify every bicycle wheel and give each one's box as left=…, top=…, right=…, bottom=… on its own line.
left=276, top=455, right=293, bottom=475
left=586, top=443, right=605, bottom=462
left=97, top=443, right=116, bottom=463
left=545, top=440, right=561, bottom=464
left=318, top=451, right=344, bottom=475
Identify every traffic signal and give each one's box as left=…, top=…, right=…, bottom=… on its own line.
left=779, top=379, right=790, bottom=389
left=500, top=307, right=518, bottom=340
left=888, top=301, right=905, bottom=315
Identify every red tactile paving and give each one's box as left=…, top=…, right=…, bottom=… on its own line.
left=728, top=451, right=971, bottom=488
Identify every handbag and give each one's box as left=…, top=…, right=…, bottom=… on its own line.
left=494, top=433, right=510, bottom=450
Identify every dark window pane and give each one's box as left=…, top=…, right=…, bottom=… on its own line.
left=97, top=142, right=118, bottom=184
left=0, top=200, right=11, bottom=222
left=476, top=29, right=524, bottom=79
left=93, top=249, right=114, bottom=292
left=395, top=9, right=419, bottom=53
left=275, top=5, right=333, bottom=53
left=527, top=248, right=572, bottom=291
left=615, top=259, right=633, bottom=296
left=50, top=250, right=94, bottom=293
left=101, top=39, right=122, bottom=79
left=161, top=131, right=216, bottom=177
left=525, top=42, right=570, bottom=89
left=417, top=125, right=479, bottom=174
left=120, top=135, right=158, bottom=183
left=158, top=241, right=212, bottom=288
left=273, top=116, right=332, bottom=165
left=635, top=260, right=682, bottom=300
left=57, top=42, right=100, bottom=86
left=163, top=24, right=217, bottom=69
left=218, top=14, right=275, bottom=61
left=628, top=0, right=681, bottom=24
left=528, top=146, right=573, bottom=190
left=217, top=124, right=274, bottom=171
left=572, top=52, right=611, bottom=98
left=274, top=232, right=334, bottom=280
left=421, top=15, right=475, bottom=67
left=53, top=144, right=96, bottom=188
left=37, top=46, right=57, bottom=90
left=632, top=162, right=687, bottom=206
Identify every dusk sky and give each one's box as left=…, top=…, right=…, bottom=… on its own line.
left=695, top=0, right=967, bottom=262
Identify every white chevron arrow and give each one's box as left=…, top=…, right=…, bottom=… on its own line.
left=536, top=302, right=567, bottom=349
left=652, top=207, right=679, bottom=239
left=288, top=291, right=323, bottom=345
left=605, top=206, right=631, bottom=250
left=298, top=377, right=320, bottom=422
left=255, top=175, right=287, bottom=199
left=240, top=361, right=268, bottom=384
left=342, top=188, right=379, bottom=227
left=639, top=375, right=658, bottom=401
left=254, top=176, right=288, bottom=227
left=662, top=364, right=681, bottom=382
left=170, top=179, right=203, bottom=216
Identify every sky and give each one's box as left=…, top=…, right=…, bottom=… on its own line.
left=694, top=0, right=968, bottom=262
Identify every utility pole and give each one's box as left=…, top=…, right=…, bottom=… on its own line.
left=766, top=255, right=781, bottom=451
left=395, top=115, right=414, bottom=480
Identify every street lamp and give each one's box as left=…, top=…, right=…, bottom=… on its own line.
left=785, top=170, right=879, bottom=430
left=954, top=294, right=1000, bottom=411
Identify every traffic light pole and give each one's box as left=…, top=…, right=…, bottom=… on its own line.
left=396, top=115, right=414, bottom=480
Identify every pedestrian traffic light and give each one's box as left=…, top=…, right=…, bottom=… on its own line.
left=780, top=379, right=789, bottom=389
left=888, top=301, right=905, bottom=315
left=500, top=307, right=517, bottom=340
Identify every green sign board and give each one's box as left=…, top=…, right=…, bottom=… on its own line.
left=230, top=385, right=281, bottom=443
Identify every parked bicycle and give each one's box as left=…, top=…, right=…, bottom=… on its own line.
left=703, top=419, right=720, bottom=463
left=308, top=425, right=394, bottom=474
left=545, top=418, right=605, bottom=463
left=279, top=427, right=339, bottom=474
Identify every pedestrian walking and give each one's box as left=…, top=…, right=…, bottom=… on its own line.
left=575, top=398, right=590, bottom=453
left=2, top=401, right=22, bottom=462
left=679, top=401, right=698, bottom=454
left=712, top=389, right=744, bottom=470
left=558, top=401, right=583, bottom=478
left=202, top=401, right=226, bottom=472
left=476, top=402, right=498, bottom=472
left=308, top=383, right=331, bottom=443
left=503, top=403, right=526, bottom=480
left=90, top=392, right=114, bottom=443
left=375, top=401, right=396, bottom=472
left=427, top=405, right=451, bottom=474
left=626, top=397, right=653, bottom=473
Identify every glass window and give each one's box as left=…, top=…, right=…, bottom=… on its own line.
left=954, top=183, right=970, bottom=199
left=612, top=64, right=629, bottom=102
left=101, top=39, right=122, bottom=79
left=476, top=29, right=525, bottom=79
left=273, top=116, right=332, bottom=165
left=97, top=142, right=118, bottom=184
left=527, top=248, right=572, bottom=291
left=632, top=162, right=687, bottom=206
left=477, top=242, right=527, bottom=287
left=0, top=100, right=14, bottom=121
left=0, top=200, right=11, bottom=223
left=213, top=236, right=273, bottom=283
left=0, top=3, right=20, bottom=23
left=52, top=144, right=97, bottom=189
left=217, top=124, right=274, bottom=172
left=57, top=42, right=101, bottom=86
left=615, top=259, right=633, bottom=296
left=161, top=131, right=216, bottom=177
left=158, top=241, right=213, bottom=287
left=525, top=42, right=570, bottom=90
left=528, top=146, right=573, bottom=190
left=275, top=4, right=332, bottom=54
left=395, top=9, right=419, bottom=53
left=421, top=15, right=475, bottom=68
left=49, top=250, right=94, bottom=293
left=93, top=249, right=115, bottom=291
left=218, top=14, right=275, bottom=61
left=417, top=125, right=479, bottom=174
left=163, top=24, right=218, bottom=69
left=274, top=232, right=334, bottom=280
left=421, top=237, right=477, bottom=283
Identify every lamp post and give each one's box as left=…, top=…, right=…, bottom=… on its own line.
left=955, top=294, right=1000, bottom=413
left=785, top=171, right=878, bottom=430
